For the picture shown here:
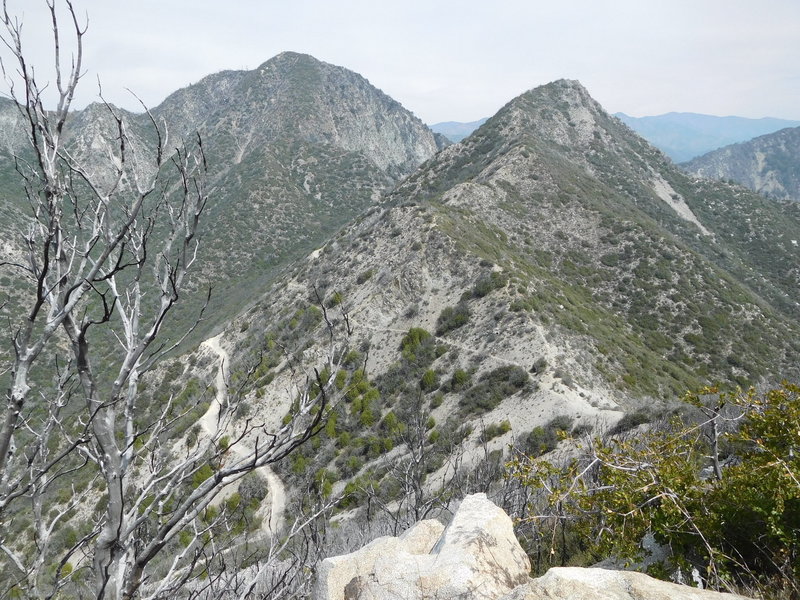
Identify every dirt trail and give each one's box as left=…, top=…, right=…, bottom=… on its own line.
left=200, top=334, right=287, bottom=535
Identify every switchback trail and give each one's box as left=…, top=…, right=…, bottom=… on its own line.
left=200, top=334, right=287, bottom=535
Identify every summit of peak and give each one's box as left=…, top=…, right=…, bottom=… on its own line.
left=260, top=51, right=322, bottom=69
left=513, top=79, right=597, bottom=111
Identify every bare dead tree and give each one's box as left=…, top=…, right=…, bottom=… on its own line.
left=0, top=2, right=349, bottom=599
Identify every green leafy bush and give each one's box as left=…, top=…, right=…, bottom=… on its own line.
left=472, top=271, right=508, bottom=298
left=460, top=365, right=529, bottom=414
left=481, top=419, right=511, bottom=442
left=511, top=384, right=800, bottom=594
left=420, top=369, right=439, bottom=392
left=524, top=415, right=573, bottom=457
left=607, top=408, right=654, bottom=435
left=450, top=368, right=471, bottom=390
left=436, top=303, right=471, bottom=335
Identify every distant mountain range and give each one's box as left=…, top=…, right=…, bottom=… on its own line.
left=430, top=118, right=488, bottom=142
left=615, top=112, right=800, bottom=162
left=683, top=126, right=800, bottom=203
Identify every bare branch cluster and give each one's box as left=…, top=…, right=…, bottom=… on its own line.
left=0, top=3, right=350, bottom=598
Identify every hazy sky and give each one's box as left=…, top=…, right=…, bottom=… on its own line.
left=2, top=0, right=799, bottom=124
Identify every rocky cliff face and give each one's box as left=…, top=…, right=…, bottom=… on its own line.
left=315, top=494, right=752, bottom=600
left=154, top=52, right=440, bottom=179
left=683, top=126, right=800, bottom=203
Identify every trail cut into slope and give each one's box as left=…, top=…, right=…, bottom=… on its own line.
left=200, top=334, right=287, bottom=535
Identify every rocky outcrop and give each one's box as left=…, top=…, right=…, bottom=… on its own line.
left=315, top=494, right=752, bottom=600
left=315, top=494, right=530, bottom=600
left=503, top=567, right=752, bottom=600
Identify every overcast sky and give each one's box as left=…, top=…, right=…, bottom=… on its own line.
left=3, top=0, right=799, bottom=124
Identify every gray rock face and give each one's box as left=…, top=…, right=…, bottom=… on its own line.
left=502, top=567, right=752, bottom=600
left=314, top=493, right=530, bottom=600
left=315, top=519, right=445, bottom=600
left=315, top=496, right=753, bottom=600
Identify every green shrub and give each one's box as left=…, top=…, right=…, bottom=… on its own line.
left=225, top=492, right=242, bottom=511
left=608, top=409, right=653, bottom=435
left=512, top=384, right=800, bottom=594
left=571, top=422, right=594, bottom=437
left=459, top=365, right=529, bottom=414
left=436, top=303, right=471, bottom=335
left=326, top=291, right=343, bottom=307
left=531, top=357, right=548, bottom=374
left=450, top=368, right=471, bottom=390
left=334, top=370, right=348, bottom=390
left=482, top=419, right=511, bottom=442
left=524, top=416, right=572, bottom=457
left=179, top=530, right=194, bottom=548
left=397, top=328, right=438, bottom=368
left=401, top=327, right=432, bottom=355
left=472, top=271, right=508, bottom=298
left=342, top=455, right=364, bottom=476
left=420, top=369, right=439, bottom=392
left=356, top=269, right=374, bottom=284
left=291, top=454, right=309, bottom=475
left=380, top=411, right=403, bottom=434
left=342, top=350, right=363, bottom=368
left=360, top=408, right=375, bottom=427
left=401, top=327, right=431, bottom=347
left=192, top=464, right=214, bottom=488
left=325, top=411, right=338, bottom=438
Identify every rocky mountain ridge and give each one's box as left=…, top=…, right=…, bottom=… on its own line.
left=683, top=125, right=800, bottom=203
left=2, top=52, right=799, bottom=597
left=185, top=78, right=800, bottom=540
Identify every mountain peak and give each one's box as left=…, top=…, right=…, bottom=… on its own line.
left=459, top=78, right=609, bottom=154
left=258, top=51, right=322, bottom=71
left=518, top=79, right=600, bottom=115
